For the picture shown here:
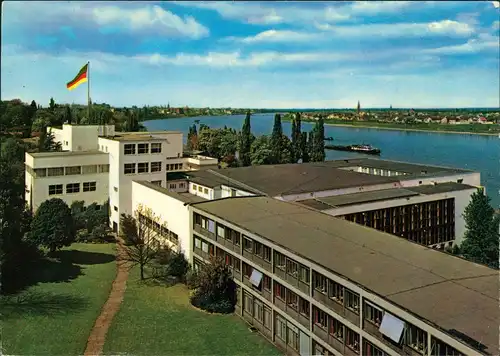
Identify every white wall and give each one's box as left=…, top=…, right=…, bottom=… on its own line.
left=49, top=124, right=115, bottom=152
left=166, top=180, right=189, bottom=193
left=189, top=182, right=213, bottom=200
left=131, top=181, right=192, bottom=259
left=323, top=188, right=477, bottom=246
left=221, top=185, right=255, bottom=198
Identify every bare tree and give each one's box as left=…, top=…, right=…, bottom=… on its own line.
left=119, top=205, right=166, bottom=280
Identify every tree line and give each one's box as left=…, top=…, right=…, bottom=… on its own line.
left=186, top=111, right=325, bottom=167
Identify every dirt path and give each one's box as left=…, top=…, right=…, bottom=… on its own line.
left=84, top=241, right=130, bottom=356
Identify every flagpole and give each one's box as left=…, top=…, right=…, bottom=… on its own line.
left=87, top=61, right=91, bottom=121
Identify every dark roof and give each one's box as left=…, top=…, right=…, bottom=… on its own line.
left=133, top=181, right=206, bottom=204
left=186, top=170, right=262, bottom=193
left=167, top=172, right=189, bottom=181
left=206, top=158, right=475, bottom=197
left=301, top=188, right=419, bottom=209
left=192, top=196, right=498, bottom=354
left=406, top=182, right=478, bottom=195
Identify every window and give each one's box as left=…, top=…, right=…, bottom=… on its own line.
left=203, top=188, right=208, bottom=194
left=200, top=216, right=208, bottom=230
left=124, top=163, right=136, bottom=174
left=299, top=298, right=309, bottom=317
left=262, top=246, right=271, bottom=262
left=313, top=306, right=328, bottom=329
left=151, top=143, right=162, bottom=153
left=197, top=185, right=202, bottom=192
left=364, top=302, right=383, bottom=326
left=99, top=164, right=109, bottom=173
left=243, top=263, right=252, bottom=278
left=114, top=206, right=118, bottom=212
left=299, top=265, right=310, bottom=284
left=253, top=299, right=264, bottom=323
left=48, top=184, right=63, bottom=195
left=65, top=166, right=81, bottom=175
left=151, top=161, right=162, bottom=172
left=224, top=253, right=233, bottom=266
left=169, top=184, right=176, bottom=189
left=329, top=318, right=344, bottom=341
left=124, top=144, right=136, bottom=155
left=234, top=233, right=240, bottom=246
left=192, top=184, right=197, bottom=191
left=33, top=168, right=47, bottom=177
left=274, top=252, right=286, bottom=270
left=430, top=337, right=462, bottom=356
left=151, top=180, right=162, bottom=186
left=138, top=162, right=149, bottom=173
left=287, top=324, right=299, bottom=351
left=346, top=327, right=360, bottom=353
left=207, top=220, right=215, bottom=233
left=345, top=289, right=360, bottom=313
left=276, top=315, right=287, bottom=341
left=82, top=165, right=97, bottom=174
left=405, top=324, right=427, bottom=354
left=328, top=280, right=344, bottom=303
left=314, top=272, right=327, bottom=293
left=243, top=291, right=253, bottom=314
left=263, top=306, right=272, bottom=330
left=243, top=237, right=253, bottom=251
left=233, top=257, right=240, bottom=271
left=363, top=340, right=387, bottom=356
left=253, top=241, right=263, bottom=257
left=201, top=241, right=209, bottom=253
left=194, top=237, right=201, bottom=249
left=179, top=183, right=185, bottom=188
left=47, top=167, right=64, bottom=177
left=286, top=259, right=298, bottom=277
left=66, top=183, right=80, bottom=193
left=286, top=290, right=298, bottom=310
left=138, top=143, right=149, bottom=154
left=83, top=181, right=97, bottom=192
left=274, top=282, right=286, bottom=300
left=263, top=275, right=271, bottom=291
left=217, top=225, right=225, bottom=238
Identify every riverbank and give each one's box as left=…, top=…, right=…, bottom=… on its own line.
left=283, top=118, right=499, bottom=136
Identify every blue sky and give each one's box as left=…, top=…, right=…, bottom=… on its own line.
left=1, top=1, right=499, bottom=108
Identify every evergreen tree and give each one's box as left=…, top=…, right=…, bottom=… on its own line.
left=49, top=97, right=56, bottom=112
left=290, top=119, right=297, bottom=163
left=65, top=105, right=72, bottom=124
left=460, top=190, right=499, bottom=269
left=293, top=113, right=302, bottom=163
left=307, top=130, right=315, bottom=161
left=239, top=111, right=252, bottom=166
left=270, top=113, right=283, bottom=164
left=300, top=132, right=309, bottom=163
left=313, top=116, right=325, bottom=162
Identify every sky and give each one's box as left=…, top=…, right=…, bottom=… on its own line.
left=1, top=1, right=499, bottom=109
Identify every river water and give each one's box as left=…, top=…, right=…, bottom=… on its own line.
left=144, top=114, right=500, bottom=208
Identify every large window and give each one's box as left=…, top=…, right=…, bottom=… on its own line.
left=253, top=241, right=263, bottom=257
left=287, top=324, right=299, bottom=351
left=430, top=337, right=462, bottom=356
left=262, top=245, right=271, bottom=262
left=151, top=161, right=162, bottom=172
left=124, top=163, right=135, bottom=174
left=47, top=167, right=64, bottom=177
left=217, top=225, right=226, bottom=238
left=276, top=315, right=287, bottom=341
left=299, top=298, right=310, bottom=317
left=66, top=183, right=80, bottom=193
left=138, top=143, right=149, bottom=154
left=345, top=289, right=360, bottom=313
left=286, top=290, right=298, bottom=310
left=405, top=324, right=427, bottom=354
left=363, top=340, right=387, bottom=356
left=138, top=162, right=149, bottom=173
left=364, top=302, right=383, bottom=326
left=314, top=306, right=328, bottom=329
left=299, top=264, right=310, bottom=284
left=65, top=166, right=81, bottom=175
left=313, top=271, right=327, bottom=293
left=243, top=236, right=253, bottom=251
left=286, top=259, right=298, bottom=277
left=328, top=280, right=344, bottom=303
left=124, top=144, right=135, bottom=155
left=99, top=164, right=110, bottom=173
left=274, top=251, right=286, bottom=270
left=151, top=143, right=162, bottom=153
left=48, top=184, right=63, bottom=195
left=274, top=282, right=286, bottom=300
left=253, top=298, right=264, bottom=323
left=263, top=275, right=271, bottom=291
left=82, top=165, right=97, bottom=174
left=345, top=326, right=360, bottom=353
left=232, top=256, right=240, bottom=271
left=329, top=317, right=344, bottom=341
left=83, top=181, right=97, bottom=192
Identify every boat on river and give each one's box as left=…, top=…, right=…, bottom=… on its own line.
left=324, top=136, right=334, bottom=141
left=325, top=144, right=381, bottom=155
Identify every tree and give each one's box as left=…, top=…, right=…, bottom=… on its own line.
left=250, top=135, right=273, bottom=165
left=119, top=205, right=164, bottom=280
left=190, top=256, right=236, bottom=314
left=239, top=111, right=252, bottom=167
left=290, top=119, right=297, bottom=163
left=310, top=118, right=325, bottom=162
left=38, top=127, right=61, bottom=152
left=65, top=105, right=73, bottom=124
left=270, top=113, right=283, bottom=164
left=300, top=132, right=309, bottom=163
left=49, top=97, right=56, bottom=112
left=71, top=201, right=86, bottom=231
left=307, top=130, right=315, bottom=161
left=459, top=190, right=499, bottom=269
left=29, top=198, right=76, bottom=253
left=291, top=113, right=302, bottom=163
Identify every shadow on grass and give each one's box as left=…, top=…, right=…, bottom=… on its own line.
left=1, top=291, right=89, bottom=319
left=53, top=249, right=116, bottom=265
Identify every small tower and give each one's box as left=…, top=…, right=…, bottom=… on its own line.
left=357, top=100, right=361, bottom=114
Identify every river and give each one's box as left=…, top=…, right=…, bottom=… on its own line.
left=144, top=114, right=500, bottom=208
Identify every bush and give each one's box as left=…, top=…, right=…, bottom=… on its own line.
left=185, top=269, right=200, bottom=290
left=190, top=290, right=235, bottom=314
left=168, top=252, right=189, bottom=280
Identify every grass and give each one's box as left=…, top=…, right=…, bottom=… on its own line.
left=103, top=267, right=281, bottom=356
left=1, top=243, right=118, bottom=356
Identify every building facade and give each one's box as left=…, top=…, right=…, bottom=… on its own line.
left=188, top=197, right=497, bottom=356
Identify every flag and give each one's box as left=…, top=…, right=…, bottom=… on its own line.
left=66, top=63, right=88, bottom=91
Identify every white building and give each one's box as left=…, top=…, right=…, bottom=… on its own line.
left=25, top=124, right=218, bottom=233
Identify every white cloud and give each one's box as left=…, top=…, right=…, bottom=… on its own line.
left=423, top=33, right=499, bottom=54
left=492, top=1, right=500, bottom=9
left=349, top=1, right=413, bottom=15
left=233, top=30, right=326, bottom=44
left=2, top=2, right=209, bottom=39
left=317, top=20, right=475, bottom=38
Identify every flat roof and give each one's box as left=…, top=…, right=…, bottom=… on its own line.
left=192, top=196, right=498, bottom=354
left=187, top=170, right=262, bottom=193
left=406, top=182, right=478, bottom=195
left=133, top=181, right=206, bottom=204
left=29, top=150, right=107, bottom=158
left=209, top=158, right=475, bottom=197
left=104, top=131, right=182, bottom=142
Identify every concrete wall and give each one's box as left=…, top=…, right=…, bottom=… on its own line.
left=25, top=152, right=109, bottom=211
left=49, top=124, right=115, bottom=152
left=221, top=185, right=256, bottom=198
left=131, top=181, right=192, bottom=258
left=323, top=188, right=476, bottom=246
left=189, top=182, right=214, bottom=200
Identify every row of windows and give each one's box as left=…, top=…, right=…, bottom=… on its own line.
left=138, top=213, right=179, bottom=245
left=242, top=261, right=271, bottom=290
left=217, top=224, right=241, bottom=246
left=124, top=143, right=162, bottom=155
left=275, top=314, right=300, bottom=351
left=243, top=236, right=272, bottom=262
left=194, top=236, right=215, bottom=256
left=274, top=281, right=310, bottom=317
left=48, top=182, right=97, bottom=195
left=168, top=182, right=186, bottom=190
left=124, top=162, right=162, bottom=175
left=192, top=184, right=209, bottom=195
left=167, top=163, right=183, bottom=171
left=217, top=247, right=241, bottom=272
left=314, top=306, right=360, bottom=353
left=242, top=290, right=273, bottom=330
left=313, top=271, right=360, bottom=313
left=29, top=164, right=109, bottom=178
left=275, top=251, right=310, bottom=284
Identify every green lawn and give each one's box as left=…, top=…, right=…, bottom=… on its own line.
left=103, top=267, right=281, bottom=356
left=1, top=243, right=118, bottom=356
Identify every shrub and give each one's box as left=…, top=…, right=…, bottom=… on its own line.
left=185, top=269, right=200, bottom=290
left=168, top=252, right=189, bottom=280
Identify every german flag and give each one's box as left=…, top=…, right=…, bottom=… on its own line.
left=66, top=63, right=88, bottom=91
